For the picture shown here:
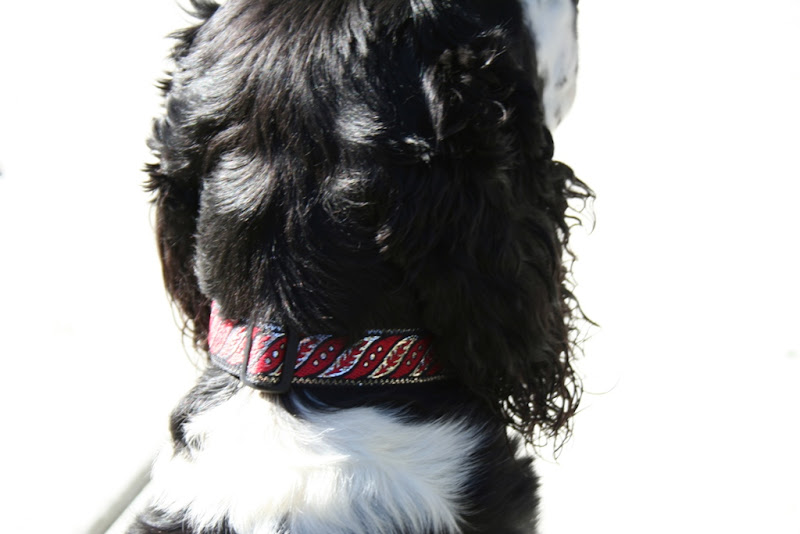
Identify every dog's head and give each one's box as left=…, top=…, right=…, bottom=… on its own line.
left=147, top=0, right=589, bottom=445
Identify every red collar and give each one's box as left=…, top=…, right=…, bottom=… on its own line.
left=208, top=302, right=445, bottom=392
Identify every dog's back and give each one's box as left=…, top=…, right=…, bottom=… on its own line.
left=133, top=1, right=587, bottom=532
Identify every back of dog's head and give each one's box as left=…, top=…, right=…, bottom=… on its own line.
left=147, top=0, right=589, bottom=445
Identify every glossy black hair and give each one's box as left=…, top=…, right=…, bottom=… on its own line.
left=146, top=0, right=591, bottom=445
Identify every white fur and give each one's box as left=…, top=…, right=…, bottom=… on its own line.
left=148, top=388, right=484, bottom=534
left=521, top=0, right=579, bottom=128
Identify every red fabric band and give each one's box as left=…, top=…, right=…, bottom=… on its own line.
left=208, top=302, right=445, bottom=388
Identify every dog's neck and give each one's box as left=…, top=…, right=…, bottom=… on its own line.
left=208, top=301, right=445, bottom=392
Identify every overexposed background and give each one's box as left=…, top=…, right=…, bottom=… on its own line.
left=1, top=1, right=798, bottom=533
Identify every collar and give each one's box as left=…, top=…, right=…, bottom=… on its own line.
left=208, top=302, right=445, bottom=393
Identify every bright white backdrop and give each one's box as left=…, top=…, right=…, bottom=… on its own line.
left=0, top=1, right=798, bottom=533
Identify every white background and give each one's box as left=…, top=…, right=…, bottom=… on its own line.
left=1, top=1, right=798, bottom=533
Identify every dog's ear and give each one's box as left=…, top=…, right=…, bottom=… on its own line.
left=380, top=6, right=590, bottom=444
left=146, top=158, right=210, bottom=350
left=145, top=1, right=221, bottom=350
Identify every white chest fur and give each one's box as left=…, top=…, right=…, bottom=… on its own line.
left=148, top=388, right=484, bottom=534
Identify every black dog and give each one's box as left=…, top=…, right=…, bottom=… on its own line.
left=132, top=1, right=589, bottom=532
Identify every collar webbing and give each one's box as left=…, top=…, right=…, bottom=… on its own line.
left=208, top=302, right=445, bottom=392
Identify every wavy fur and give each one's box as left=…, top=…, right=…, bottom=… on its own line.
left=138, top=0, right=590, bottom=532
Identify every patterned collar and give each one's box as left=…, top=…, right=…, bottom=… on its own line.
left=208, top=302, right=445, bottom=393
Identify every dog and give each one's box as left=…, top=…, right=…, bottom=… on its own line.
left=131, top=0, right=589, bottom=532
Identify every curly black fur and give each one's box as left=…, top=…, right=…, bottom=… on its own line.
left=147, top=0, right=590, bottom=446
left=140, top=3, right=591, bottom=531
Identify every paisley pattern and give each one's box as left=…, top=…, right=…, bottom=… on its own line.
left=208, top=302, right=444, bottom=387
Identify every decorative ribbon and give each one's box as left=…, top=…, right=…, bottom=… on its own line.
left=208, top=302, right=445, bottom=391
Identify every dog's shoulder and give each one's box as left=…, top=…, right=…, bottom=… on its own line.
left=137, top=373, right=537, bottom=534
